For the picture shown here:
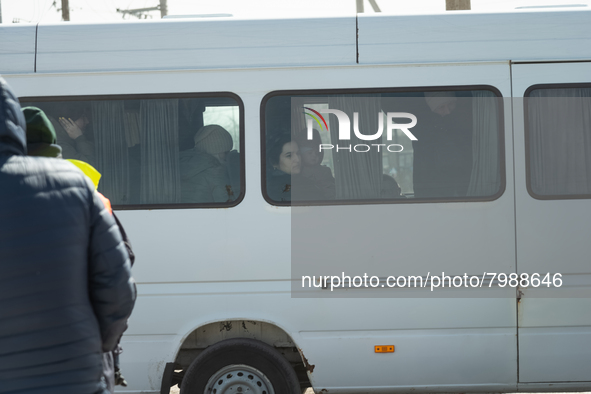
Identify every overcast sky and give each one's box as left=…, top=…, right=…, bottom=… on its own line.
left=1, top=0, right=589, bottom=24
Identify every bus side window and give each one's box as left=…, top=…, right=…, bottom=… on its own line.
left=21, top=95, right=244, bottom=209
left=526, top=86, right=591, bottom=199
left=262, top=89, right=502, bottom=205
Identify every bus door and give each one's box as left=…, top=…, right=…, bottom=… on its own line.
left=275, top=63, right=519, bottom=390
left=511, top=62, right=591, bottom=383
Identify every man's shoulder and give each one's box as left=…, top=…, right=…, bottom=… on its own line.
left=3, top=154, right=80, bottom=173
left=1, top=155, right=92, bottom=195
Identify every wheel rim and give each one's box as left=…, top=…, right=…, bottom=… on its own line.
left=204, top=364, right=275, bottom=394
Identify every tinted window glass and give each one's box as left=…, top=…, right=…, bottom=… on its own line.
left=526, top=86, right=591, bottom=198
left=263, top=89, right=502, bottom=204
left=21, top=95, right=243, bottom=208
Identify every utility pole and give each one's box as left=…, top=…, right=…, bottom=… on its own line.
left=446, top=0, right=471, bottom=10
left=61, top=0, right=70, bottom=21
left=0, top=0, right=3, bottom=24
left=159, top=0, right=167, bottom=18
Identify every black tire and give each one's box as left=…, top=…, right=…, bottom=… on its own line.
left=180, top=338, right=300, bottom=394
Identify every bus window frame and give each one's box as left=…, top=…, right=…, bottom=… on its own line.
left=20, top=92, right=246, bottom=210
left=260, top=85, right=506, bottom=207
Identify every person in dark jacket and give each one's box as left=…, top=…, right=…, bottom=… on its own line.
left=296, top=128, right=336, bottom=200
left=179, top=124, right=234, bottom=203
left=412, top=92, right=473, bottom=198
left=22, top=105, right=135, bottom=392
left=0, top=77, right=136, bottom=394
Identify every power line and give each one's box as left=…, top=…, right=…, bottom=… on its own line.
left=116, top=0, right=167, bottom=19
left=12, top=17, right=34, bottom=23
left=39, top=0, right=54, bottom=23
left=116, top=5, right=160, bottom=19
left=80, top=0, right=110, bottom=21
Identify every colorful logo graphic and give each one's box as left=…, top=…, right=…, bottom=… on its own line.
left=304, top=107, right=328, bottom=132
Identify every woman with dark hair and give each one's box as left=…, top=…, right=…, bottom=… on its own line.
left=266, top=133, right=322, bottom=202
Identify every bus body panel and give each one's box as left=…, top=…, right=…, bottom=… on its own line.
left=512, top=62, right=591, bottom=383
left=358, top=11, right=591, bottom=64
left=34, top=17, right=356, bottom=73
left=0, top=24, right=36, bottom=74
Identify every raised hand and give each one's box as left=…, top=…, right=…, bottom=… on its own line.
left=59, top=117, right=83, bottom=139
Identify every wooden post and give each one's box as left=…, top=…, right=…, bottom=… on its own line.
left=61, top=0, right=70, bottom=21
left=160, top=0, right=168, bottom=17
left=356, top=0, right=364, bottom=13
left=446, top=0, right=471, bottom=10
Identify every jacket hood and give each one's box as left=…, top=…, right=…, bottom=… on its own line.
left=0, top=77, right=27, bottom=156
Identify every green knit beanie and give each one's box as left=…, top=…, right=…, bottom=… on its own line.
left=22, top=106, right=57, bottom=144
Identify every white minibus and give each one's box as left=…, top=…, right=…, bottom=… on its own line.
left=1, top=7, right=591, bottom=394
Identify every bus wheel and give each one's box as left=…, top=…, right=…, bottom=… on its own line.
left=180, top=338, right=300, bottom=394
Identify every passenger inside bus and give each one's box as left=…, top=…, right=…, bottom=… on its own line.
left=266, top=133, right=323, bottom=202
left=380, top=173, right=402, bottom=199
left=179, top=124, right=234, bottom=203
left=178, top=99, right=205, bottom=152
left=296, top=128, right=335, bottom=200
left=411, top=92, right=473, bottom=198
left=50, top=102, right=95, bottom=166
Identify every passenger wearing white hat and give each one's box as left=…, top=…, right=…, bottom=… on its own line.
left=179, top=125, right=234, bottom=203
left=194, top=124, right=234, bottom=162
